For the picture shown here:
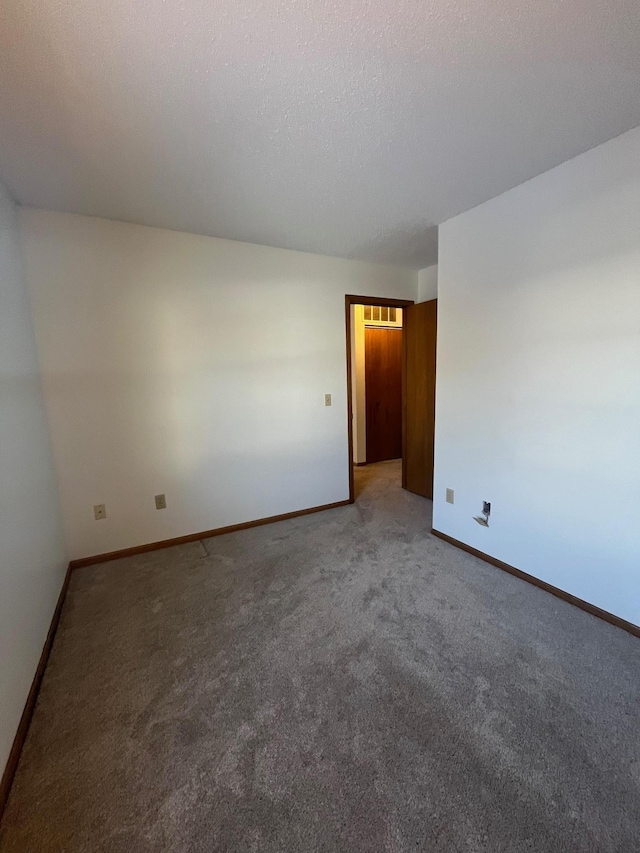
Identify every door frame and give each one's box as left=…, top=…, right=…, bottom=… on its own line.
left=345, top=295, right=414, bottom=503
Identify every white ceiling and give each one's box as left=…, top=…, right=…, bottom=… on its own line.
left=2, top=1, right=640, bottom=268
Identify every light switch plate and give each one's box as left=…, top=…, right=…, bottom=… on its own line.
left=446, top=488, right=454, bottom=504
left=324, top=394, right=332, bottom=406
left=155, top=493, right=167, bottom=510
left=94, top=503, right=106, bottom=520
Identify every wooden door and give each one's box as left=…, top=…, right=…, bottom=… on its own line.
left=365, top=327, right=403, bottom=463
left=402, top=300, right=437, bottom=498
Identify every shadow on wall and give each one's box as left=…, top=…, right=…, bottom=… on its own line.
left=40, top=254, right=352, bottom=558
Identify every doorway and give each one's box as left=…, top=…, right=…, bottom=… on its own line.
left=351, top=302, right=404, bottom=467
left=345, top=295, right=437, bottom=504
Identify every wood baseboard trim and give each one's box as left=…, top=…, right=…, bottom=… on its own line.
left=70, top=499, right=352, bottom=569
left=0, top=563, right=72, bottom=822
left=431, top=529, right=640, bottom=639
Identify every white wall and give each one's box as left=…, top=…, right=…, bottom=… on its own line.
left=434, top=126, right=640, bottom=626
left=0, top=185, right=67, bottom=779
left=417, top=264, right=438, bottom=302
left=20, top=210, right=418, bottom=560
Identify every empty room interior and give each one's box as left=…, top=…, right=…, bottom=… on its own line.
left=1, top=1, right=640, bottom=850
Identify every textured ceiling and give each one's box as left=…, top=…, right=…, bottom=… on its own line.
left=1, top=1, right=640, bottom=268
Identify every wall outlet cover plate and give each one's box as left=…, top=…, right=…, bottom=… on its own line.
left=93, top=504, right=106, bottom=520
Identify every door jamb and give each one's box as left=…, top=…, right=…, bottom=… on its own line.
left=345, top=295, right=415, bottom=503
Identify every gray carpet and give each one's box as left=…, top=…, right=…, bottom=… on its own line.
left=1, top=460, right=639, bottom=852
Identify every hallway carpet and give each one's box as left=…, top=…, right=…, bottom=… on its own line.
left=1, top=461, right=639, bottom=852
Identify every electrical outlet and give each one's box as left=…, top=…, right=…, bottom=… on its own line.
left=324, top=393, right=332, bottom=406
left=94, top=504, right=106, bottom=520
left=446, top=488, right=454, bottom=504
left=155, top=493, right=167, bottom=510
left=474, top=501, right=491, bottom=527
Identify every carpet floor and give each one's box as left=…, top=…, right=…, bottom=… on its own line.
left=1, top=460, right=639, bottom=852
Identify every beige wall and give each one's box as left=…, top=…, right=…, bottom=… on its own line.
left=351, top=305, right=367, bottom=464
